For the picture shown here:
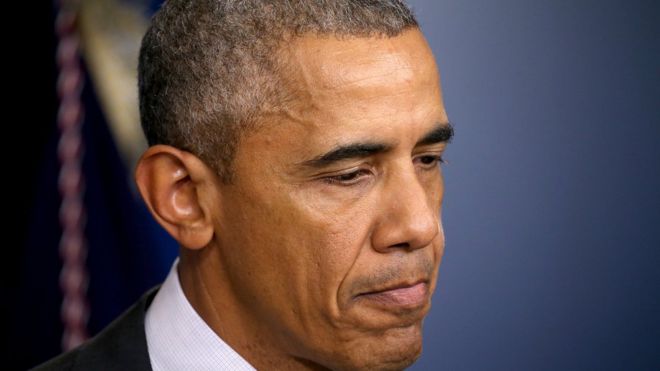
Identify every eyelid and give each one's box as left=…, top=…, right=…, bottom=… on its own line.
left=414, top=152, right=446, bottom=169
left=321, top=167, right=373, bottom=186
left=316, top=150, right=446, bottom=185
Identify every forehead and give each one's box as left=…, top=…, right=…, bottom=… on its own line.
left=270, top=30, right=445, bottom=140
left=235, top=30, right=446, bottom=173
left=281, top=29, right=439, bottom=99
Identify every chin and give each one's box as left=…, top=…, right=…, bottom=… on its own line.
left=333, top=323, right=424, bottom=371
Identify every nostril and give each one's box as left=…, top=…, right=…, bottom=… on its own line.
left=391, top=242, right=410, bottom=249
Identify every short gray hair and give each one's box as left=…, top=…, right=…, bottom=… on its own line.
left=138, top=0, right=418, bottom=182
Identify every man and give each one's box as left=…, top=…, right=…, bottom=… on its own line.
left=36, top=0, right=453, bottom=369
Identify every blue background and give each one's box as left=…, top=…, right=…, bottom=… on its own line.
left=408, top=0, right=660, bottom=370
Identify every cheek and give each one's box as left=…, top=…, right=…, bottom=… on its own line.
left=291, top=197, right=374, bottom=299
left=423, top=166, right=444, bottom=205
left=278, top=191, right=384, bottom=331
left=221, top=184, right=373, bottom=315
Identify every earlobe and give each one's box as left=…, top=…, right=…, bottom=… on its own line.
left=134, top=145, right=216, bottom=250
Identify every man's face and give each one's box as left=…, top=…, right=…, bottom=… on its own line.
left=213, top=29, right=450, bottom=370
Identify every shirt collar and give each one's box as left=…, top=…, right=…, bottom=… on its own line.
left=145, top=259, right=256, bottom=371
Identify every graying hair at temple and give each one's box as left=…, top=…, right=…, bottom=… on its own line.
left=138, top=0, right=418, bottom=182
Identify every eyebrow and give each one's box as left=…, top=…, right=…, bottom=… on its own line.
left=300, top=122, right=454, bottom=169
left=416, top=122, right=454, bottom=146
left=301, top=142, right=393, bottom=168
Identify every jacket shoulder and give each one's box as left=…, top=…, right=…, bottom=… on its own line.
left=31, top=287, right=159, bottom=371
left=31, top=348, right=77, bottom=371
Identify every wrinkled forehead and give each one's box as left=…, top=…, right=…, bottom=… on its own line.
left=278, top=28, right=439, bottom=97
left=231, top=29, right=447, bottom=182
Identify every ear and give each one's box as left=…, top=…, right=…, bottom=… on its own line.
left=134, top=145, right=217, bottom=250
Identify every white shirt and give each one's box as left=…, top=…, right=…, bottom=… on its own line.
left=145, top=259, right=256, bottom=371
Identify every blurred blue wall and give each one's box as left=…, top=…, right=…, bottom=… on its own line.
left=408, top=1, right=660, bottom=370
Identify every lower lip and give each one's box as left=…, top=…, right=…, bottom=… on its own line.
left=358, top=282, right=429, bottom=308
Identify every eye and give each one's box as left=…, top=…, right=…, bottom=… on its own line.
left=416, top=154, right=445, bottom=169
left=323, top=169, right=371, bottom=186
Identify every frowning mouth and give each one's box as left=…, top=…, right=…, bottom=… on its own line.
left=355, top=281, right=430, bottom=310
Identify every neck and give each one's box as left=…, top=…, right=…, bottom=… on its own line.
left=178, top=247, right=327, bottom=371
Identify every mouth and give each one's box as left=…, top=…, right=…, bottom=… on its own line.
left=354, top=280, right=430, bottom=311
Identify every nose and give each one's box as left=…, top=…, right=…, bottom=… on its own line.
left=371, top=168, right=440, bottom=253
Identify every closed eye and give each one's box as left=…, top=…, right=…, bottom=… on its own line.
left=322, top=168, right=372, bottom=186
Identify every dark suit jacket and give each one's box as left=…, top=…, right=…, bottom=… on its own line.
left=32, top=287, right=159, bottom=371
